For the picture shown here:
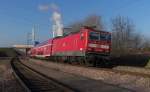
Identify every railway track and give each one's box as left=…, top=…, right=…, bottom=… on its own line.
left=26, top=59, right=150, bottom=92
left=31, top=58, right=150, bottom=78
left=11, top=57, right=75, bottom=92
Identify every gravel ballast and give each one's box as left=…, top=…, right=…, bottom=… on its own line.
left=21, top=59, right=132, bottom=92
left=22, top=59, right=150, bottom=92
left=113, top=66, right=150, bottom=75
left=0, top=59, right=25, bottom=92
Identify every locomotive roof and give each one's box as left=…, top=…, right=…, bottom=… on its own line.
left=56, top=27, right=110, bottom=38
left=33, top=27, right=111, bottom=48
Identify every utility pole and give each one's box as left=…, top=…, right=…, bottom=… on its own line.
left=27, top=32, right=32, bottom=45
left=32, top=26, right=35, bottom=45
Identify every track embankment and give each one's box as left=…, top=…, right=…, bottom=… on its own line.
left=113, top=66, right=150, bottom=76
left=23, top=59, right=150, bottom=92
left=20, top=58, right=132, bottom=92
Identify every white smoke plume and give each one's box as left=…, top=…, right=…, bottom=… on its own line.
left=50, top=3, right=59, bottom=12
left=38, top=3, right=63, bottom=37
left=38, top=3, right=59, bottom=12
left=38, top=4, right=49, bottom=11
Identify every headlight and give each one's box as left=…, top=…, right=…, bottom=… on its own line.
left=100, top=45, right=109, bottom=49
left=88, top=44, right=109, bottom=49
left=88, top=44, right=98, bottom=48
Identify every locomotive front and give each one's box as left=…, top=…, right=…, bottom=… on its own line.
left=87, top=30, right=111, bottom=55
left=84, top=28, right=111, bottom=66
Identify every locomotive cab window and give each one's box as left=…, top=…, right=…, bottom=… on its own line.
left=108, top=34, right=111, bottom=41
left=100, top=33, right=107, bottom=40
left=100, top=33, right=111, bottom=41
left=89, top=32, right=100, bottom=40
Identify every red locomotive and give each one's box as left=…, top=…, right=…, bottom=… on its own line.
left=28, top=26, right=111, bottom=66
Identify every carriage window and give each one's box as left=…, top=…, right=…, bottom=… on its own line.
left=89, top=32, right=99, bottom=40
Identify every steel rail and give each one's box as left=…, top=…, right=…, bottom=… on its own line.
left=11, top=57, right=76, bottom=92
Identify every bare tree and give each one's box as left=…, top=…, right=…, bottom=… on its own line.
left=111, top=16, right=142, bottom=55
left=141, top=39, right=150, bottom=51
left=132, top=33, right=142, bottom=49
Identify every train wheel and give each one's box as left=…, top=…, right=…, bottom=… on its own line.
left=84, top=56, right=94, bottom=67
left=78, top=57, right=85, bottom=65
left=60, top=56, right=67, bottom=63
left=55, top=56, right=59, bottom=62
left=96, top=57, right=110, bottom=68
left=69, top=56, right=78, bottom=64
left=57, top=56, right=63, bottom=63
left=102, top=58, right=111, bottom=68
left=67, top=56, right=71, bottom=64
left=95, top=57, right=103, bottom=67
left=59, top=56, right=64, bottom=63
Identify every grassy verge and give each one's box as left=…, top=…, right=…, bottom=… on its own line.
left=0, top=48, right=17, bottom=57
left=146, top=59, right=150, bottom=68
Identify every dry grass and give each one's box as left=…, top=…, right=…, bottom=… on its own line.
left=0, top=48, right=18, bottom=57
left=146, top=59, right=150, bottom=68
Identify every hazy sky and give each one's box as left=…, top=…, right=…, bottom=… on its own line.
left=0, top=0, right=150, bottom=47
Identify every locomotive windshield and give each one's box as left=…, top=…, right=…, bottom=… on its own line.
left=89, top=32, right=99, bottom=40
left=89, top=32, right=111, bottom=41
left=100, top=33, right=111, bottom=41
